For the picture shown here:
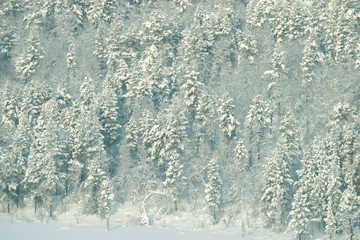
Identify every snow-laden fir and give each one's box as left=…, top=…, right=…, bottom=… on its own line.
left=1, top=0, right=360, bottom=239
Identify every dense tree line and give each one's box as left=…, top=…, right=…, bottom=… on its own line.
left=1, top=0, right=360, bottom=238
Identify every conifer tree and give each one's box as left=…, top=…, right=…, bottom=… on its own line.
left=22, top=113, right=49, bottom=214
left=339, top=184, right=360, bottom=240
left=237, top=29, right=258, bottom=64
left=66, top=42, right=77, bottom=81
left=324, top=128, right=343, bottom=239
left=99, top=177, right=114, bottom=231
left=99, top=80, right=120, bottom=145
left=94, top=25, right=108, bottom=76
left=205, top=158, right=222, bottom=224
left=234, top=138, right=248, bottom=170
left=181, top=70, right=202, bottom=120
left=244, top=96, right=271, bottom=168
left=277, top=113, right=301, bottom=179
left=289, top=150, right=318, bottom=240
left=15, top=28, right=43, bottom=82
left=218, top=96, right=238, bottom=141
left=264, top=42, right=287, bottom=117
left=79, top=76, right=97, bottom=111
left=0, top=141, right=26, bottom=213
left=301, top=36, right=324, bottom=84
left=0, top=17, right=16, bottom=57
left=125, top=117, right=139, bottom=153
left=140, top=45, right=170, bottom=110
left=261, top=143, right=292, bottom=232
left=85, top=0, right=116, bottom=24
left=163, top=153, right=185, bottom=212
left=77, top=106, right=111, bottom=215
left=2, top=82, right=19, bottom=127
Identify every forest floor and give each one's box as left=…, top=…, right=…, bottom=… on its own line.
left=0, top=203, right=318, bottom=240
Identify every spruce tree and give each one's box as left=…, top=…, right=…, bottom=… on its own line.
left=244, top=95, right=271, bottom=168
left=205, top=158, right=222, bottom=224
left=261, top=143, right=292, bottom=232
left=339, top=184, right=360, bottom=240
left=99, top=177, right=114, bottom=231
left=289, top=150, right=317, bottom=240
left=0, top=17, right=16, bottom=57
left=99, top=80, right=120, bottom=145
left=218, top=96, right=238, bottom=141
left=181, top=70, right=203, bottom=120
left=2, top=82, right=19, bottom=127
left=15, top=28, right=43, bottom=82
left=163, top=153, right=185, bottom=212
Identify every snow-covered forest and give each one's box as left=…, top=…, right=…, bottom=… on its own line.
left=1, top=0, right=360, bottom=239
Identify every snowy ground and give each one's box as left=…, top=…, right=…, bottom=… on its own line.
left=0, top=204, right=294, bottom=240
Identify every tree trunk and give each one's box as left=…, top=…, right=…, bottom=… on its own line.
left=105, top=216, right=110, bottom=231
left=49, top=203, right=53, bottom=217
left=349, top=218, right=353, bottom=240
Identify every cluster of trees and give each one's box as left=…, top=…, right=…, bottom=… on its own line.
left=1, top=0, right=360, bottom=238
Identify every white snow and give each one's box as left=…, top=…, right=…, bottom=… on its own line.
left=0, top=205, right=294, bottom=240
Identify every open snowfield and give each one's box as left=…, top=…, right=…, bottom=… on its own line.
left=0, top=204, right=295, bottom=240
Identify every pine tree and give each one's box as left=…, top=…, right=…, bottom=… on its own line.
left=312, top=137, right=328, bottom=222
left=76, top=106, right=111, bottom=215
left=289, top=150, right=318, bottom=240
left=163, top=153, right=185, bottom=212
left=324, top=132, right=343, bottom=239
left=0, top=17, right=16, bottom=56
left=99, top=80, right=120, bottom=145
left=234, top=138, right=248, bottom=171
left=172, top=0, right=191, bottom=12
left=162, top=106, right=188, bottom=162
left=0, top=141, right=26, bottom=213
left=261, top=143, right=293, bottom=232
left=140, top=45, right=170, bottom=110
left=2, top=82, right=20, bottom=127
left=22, top=101, right=66, bottom=217
left=94, top=25, right=108, bottom=76
left=339, top=184, right=360, bottom=240
left=181, top=69, right=203, bottom=120
left=277, top=113, right=301, bottom=177
left=247, top=0, right=275, bottom=28
left=178, top=17, right=209, bottom=76
left=237, top=29, right=258, bottom=64
left=218, top=96, right=238, bottom=141
left=66, top=101, right=84, bottom=192
left=54, top=0, right=85, bottom=35
left=325, top=0, right=359, bottom=65
left=85, top=0, right=116, bottom=24
left=264, top=42, right=287, bottom=117
left=56, top=87, right=72, bottom=112
left=140, top=110, right=166, bottom=170
left=15, top=28, right=43, bottom=82
left=22, top=112, right=48, bottom=214
left=194, top=92, right=216, bottom=150
left=125, top=117, right=139, bottom=153
left=40, top=100, right=67, bottom=217
left=271, top=0, right=304, bottom=42
left=205, top=158, right=222, bottom=224
left=244, top=96, right=272, bottom=168
left=301, top=36, right=324, bottom=84
left=23, top=0, right=48, bottom=28
left=99, top=177, right=114, bottom=231
left=66, top=42, right=77, bottom=81
left=79, top=76, right=97, bottom=111
left=289, top=189, right=312, bottom=240
left=20, top=80, right=52, bottom=128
